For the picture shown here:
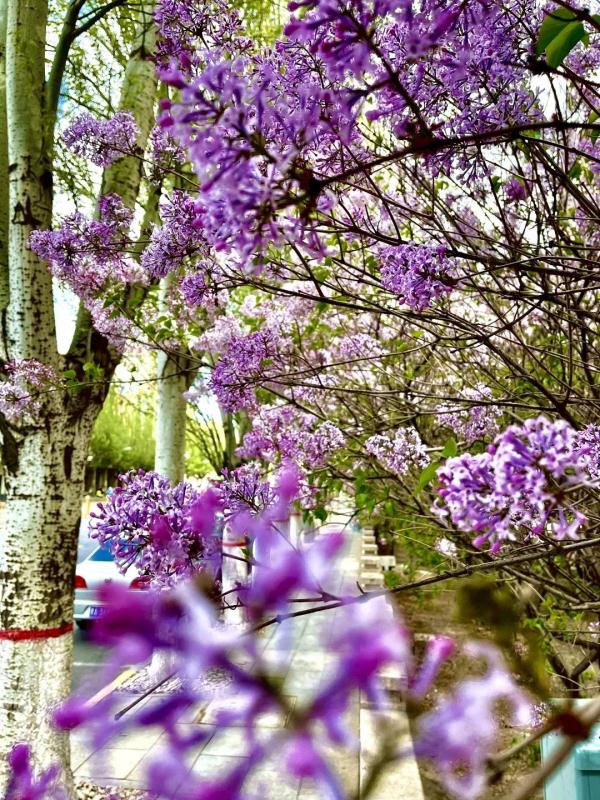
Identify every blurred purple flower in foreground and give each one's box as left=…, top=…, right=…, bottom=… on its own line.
left=5, top=744, right=64, bottom=800
left=416, top=642, right=531, bottom=800
left=48, top=473, right=531, bottom=800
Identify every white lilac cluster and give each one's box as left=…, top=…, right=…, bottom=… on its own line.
left=365, top=426, right=430, bottom=476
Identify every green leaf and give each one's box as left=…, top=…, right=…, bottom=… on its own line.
left=536, top=7, right=577, bottom=54
left=545, top=20, right=585, bottom=67
left=384, top=500, right=395, bottom=516
left=314, top=507, right=327, bottom=522
left=568, top=159, right=583, bottom=180
left=418, top=461, right=440, bottom=490
left=62, top=369, right=77, bottom=380
left=547, top=20, right=585, bottom=66
left=588, top=110, right=600, bottom=144
left=441, top=438, right=458, bottom=458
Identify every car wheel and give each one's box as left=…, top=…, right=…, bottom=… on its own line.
left=75, top=620, right=92, bottom=632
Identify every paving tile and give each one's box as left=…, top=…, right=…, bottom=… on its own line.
left=128, top=738, right=206, bottom=782
left=319, top=742, right=360, bottom=795
left=193, top=753, right=248, bottom=779
left=359, top=704, right=423, bottom=800
left=113, top=727, right=163, bottom=750
left=202, top=726, right=255, bottom=756
left=70, top=740, right=95, bottom=771
left=244, top=770, right=300, bottom=799
left=75, top=748, right=145, bottom=781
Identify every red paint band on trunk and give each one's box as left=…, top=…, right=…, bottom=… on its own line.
left=222, top=540, right=248, bottom=548
left=0, top=623, right=73, bottom=641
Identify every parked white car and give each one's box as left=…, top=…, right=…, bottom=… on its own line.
left=73, top=544, right=147, bottom=630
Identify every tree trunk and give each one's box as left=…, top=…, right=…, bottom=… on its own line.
left=154, top=277, right=190, bottom=484
left=5, top=0, right=55, bottom=365
left=0, top=0, right=9, bottom=320
left=0, top=411, right=95, bottom=793
left=0, top=1, right=158, bottom=792
left=155, top=348, right=188, bottom=484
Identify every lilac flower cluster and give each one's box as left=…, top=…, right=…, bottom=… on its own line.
left=5, top=744, right=64, bottom=800
left=89, top=470, right=222, bottom=587
left=0, top=359, right=60, bottom=422
left=437, top=384, right=501, bottom=445
left=416, top=641, right=531, bottom=800
left=505, top=176, right=531, bottom=203
left=56, top=561, right=410, bottom=799
left=85, top=299, right=137, bottom=352
left=285, top=0, right=539, bottom=164
left=219, top=463, right=276, bottom=517
left=575, top=423, right=600, bottom=479
left=141, top=191, right=209, bottom=279
left=30, top=193, right=140, bottom=303
left=155, top=0, right=250, bottom=69
left=284, top=0, right=457, bottom=81
left=435, top=416, right=592, bottom=553
left=301, top=421, right=346, bottom=468
left=238, top=405, right=345, bottom=469
left=365, top=426, right=430, bottom=476
left=158, top=37, right=357, bottom=267
left=149, top=125, right=187, bottom=174
left=149, top=0, right=546, bottom=277
left=62, top=111, right=139, bottom=167
left=193, top=315, right=242, bottom=354
left=336, top=332, right=384, bottom=361
left=379, top=243, right=457, bottom=311
left=209, top=329, right=278, bottom=411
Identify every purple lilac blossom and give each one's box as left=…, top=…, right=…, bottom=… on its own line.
left=365, top=426, right=429, bottom=476
left=0, top=360, right=60, bottom=422
left=30, top=194, right=142, bottom=303
left=5, top=744, right=64, bottom=800
left=62, top=112, right=139, bottom=167
left=84, top=299, right=137, bottom=352
left=505, top=176, right=531, bottom=203
left=435, top=416, right=592, bottom=553
left=436, top=384, right=501, bottom=444
left=378, top=243, right=457, bottom=311
left=54, top=487, right=440, bottom=799
left=575, top=423, right=600, bottom=479
left=158, top=38, right=357, bottom=267
left=53, top=482, right=536, bottom=800
left=141, top=191, right=209, bottom=279
left=193, top=315, right=243, bottom=354
left=209, top=329, right=278, bottom=411
left=415, top=641, right=531, bottom=800
left=219, top=463, right=276, bottom=517
left=154, top=0, right=545, bottom=267
left=89, top=470, right=222, bottom=587
left=155, top=0, right=251, bottom=69
left=238, top=405, right=345, bottom=469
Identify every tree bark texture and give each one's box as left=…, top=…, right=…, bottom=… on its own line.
left=0, top=1, right=158, bottom=792
left=154, top=273, right=195, bottom=484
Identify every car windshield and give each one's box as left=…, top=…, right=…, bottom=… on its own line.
left=89, top=545, right=115, bottom=562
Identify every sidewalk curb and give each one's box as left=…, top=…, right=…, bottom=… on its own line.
left=85, top=668, right=137, bottom=707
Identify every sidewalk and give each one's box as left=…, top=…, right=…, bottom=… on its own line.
left=72, top=521, right=424, bottom=799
